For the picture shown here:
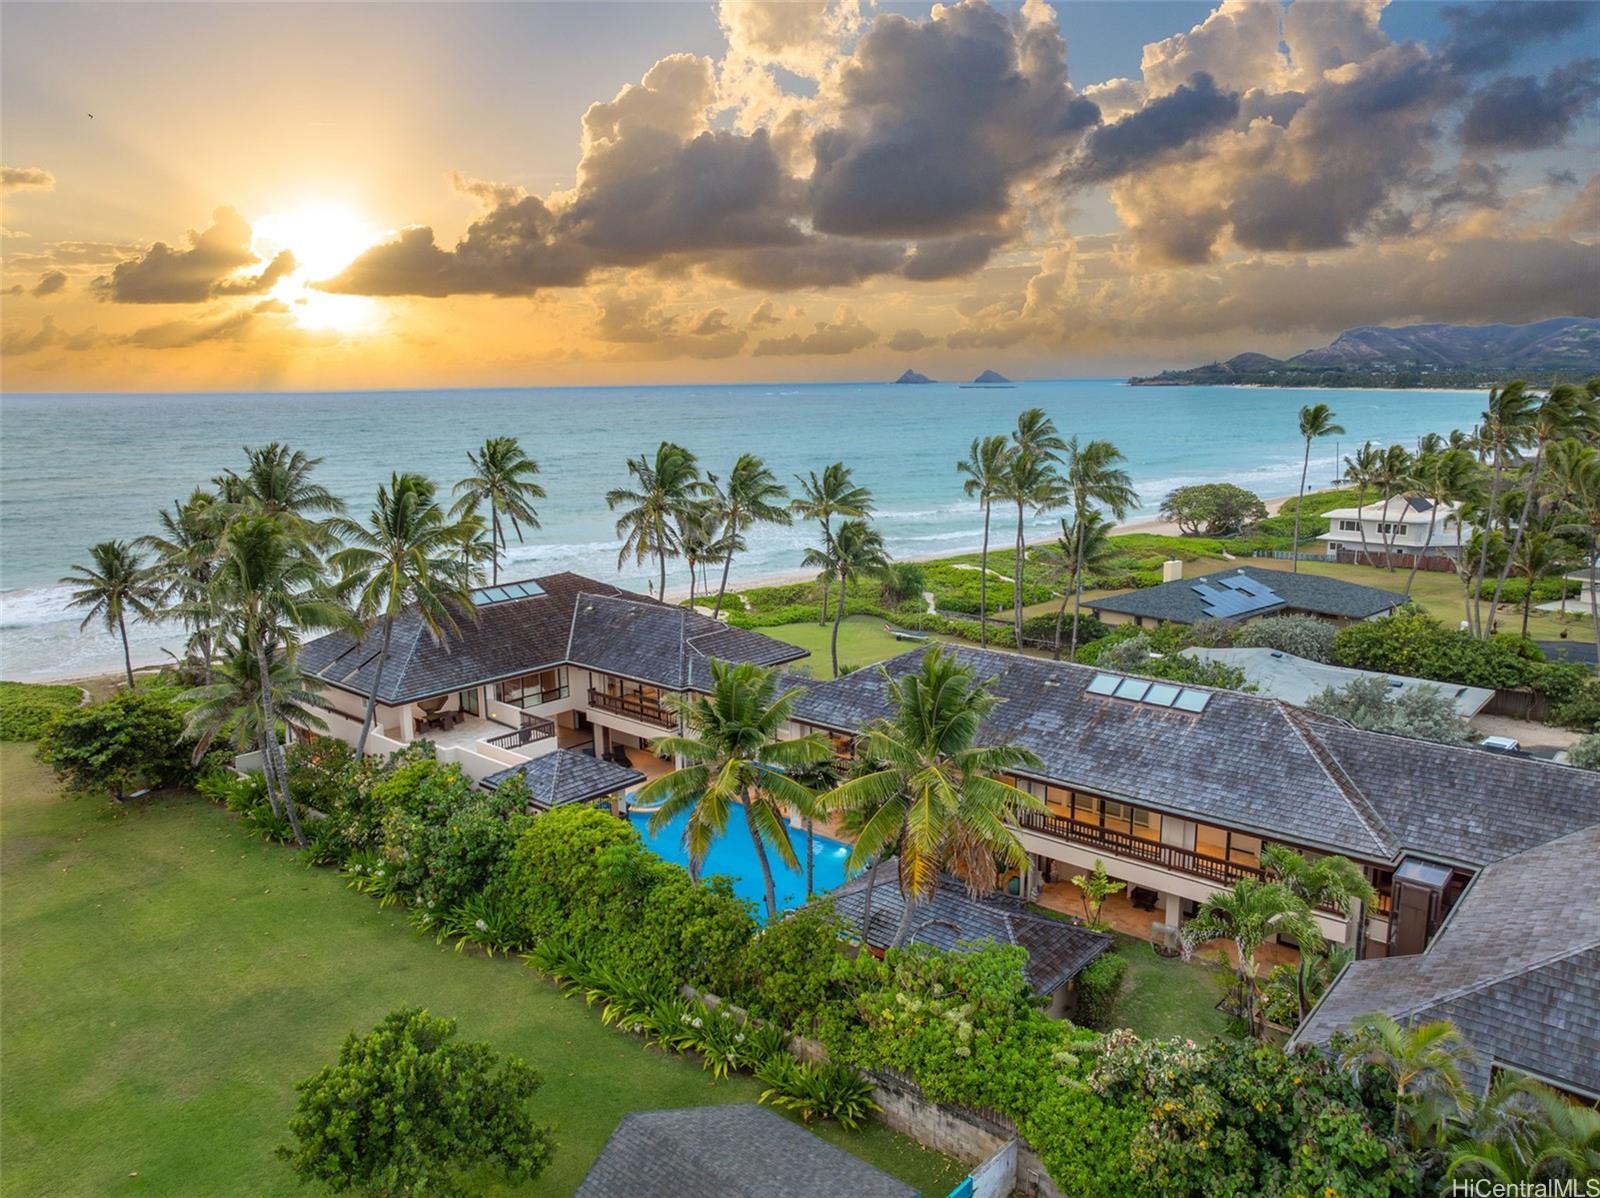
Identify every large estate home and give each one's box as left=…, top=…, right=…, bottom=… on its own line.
left=295, top=572, right=805, bottom=795
left=1083, top=564, right=1404, bottom=629
left=1317, top=494, right=1471, bottom=568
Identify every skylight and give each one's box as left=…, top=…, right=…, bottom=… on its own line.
left=1086, top=673, right=1120, bottom=695
left=471, top=579, right=547, bottom=606
left=1084, top=670, right=1211, bottom=714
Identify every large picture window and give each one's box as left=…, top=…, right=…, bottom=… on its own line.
left=1196, top=824, right=1262, bottom=867
left=496, top=667, right=569, bottom=708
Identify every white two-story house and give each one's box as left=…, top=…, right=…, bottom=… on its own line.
left=1317, top=495, right=1471, bottom=568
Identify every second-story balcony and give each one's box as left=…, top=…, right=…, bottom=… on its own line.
left=1020, top=810, right=1266, bottom=888
left=587, top=688, right=676, bottom=729
left=485, top=713, right=557, bottom=753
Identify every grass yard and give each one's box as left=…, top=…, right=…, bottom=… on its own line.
left=764, top=614, right=952, bottom=679
left=0, top=744, right=965, bottom=1198
left=1109, top=938, right=1234, bottom=1042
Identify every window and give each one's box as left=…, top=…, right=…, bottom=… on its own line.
left=1339, top=519, right=1361, bottom=532
left=497, top=667, right=569, bottom=708
left=1195, top=824, right=1262, bottom=866
left=458, top=688, right=480, bottom=716
left=1073, top=792, right=1100, bottom=826
left=1042, top=784, right=1073, bottom=819
left=1377, top=523, right=1408, bottom=535
left=1102, top=800, right=1134, bottom=835
left=1132, top=807, right=1162, bottom=842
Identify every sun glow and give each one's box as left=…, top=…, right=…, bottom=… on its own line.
left=251, top=206, right=386, bottom=334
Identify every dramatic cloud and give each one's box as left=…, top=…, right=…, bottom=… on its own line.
left=1061, top=72, right=1238, bottom=186
left=887, top=327, right=937, bottom=351
left=1458, top=61, right=1600, bottom=151
left=93, top=207, right=294, bottom=303
left=0, top=166, right=54, bottom=195
left=753, top=306, right=877, bottom=355
left=30, top=270, right=67, bottom=298
left=591, top=288, right=749, bottom=359
left=119, top=308, right=259, bottom=349
left=1439, top=0, right=1593, bottom=72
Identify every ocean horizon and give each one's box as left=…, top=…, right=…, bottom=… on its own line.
left=0, top=379, right=1487, bottom=681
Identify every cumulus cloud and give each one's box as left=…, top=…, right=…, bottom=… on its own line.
left=4, top=240, right=141, bottom=270
left=1458, top=61, right=1600, bottom=151
left=753, top=305, right=877, bottom=355
left=93, top=207, right=294, bottom=303
left=1, top=315, right=98, bottom=355
left=119, top=308, right=259, bottom=349
left=30, top=270, right=66, bottom=298
left=887, top=327, right=937, bottom=351
left=1061, top=72, right=1238, bottom=186
left=591, top=287, right=749, bottom=359
left=0, top=166, right=54, bottom=195
left=1439, top=0, right=1593, bottom=72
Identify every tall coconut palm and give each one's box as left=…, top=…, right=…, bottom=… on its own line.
left=821, top=646, right=1045, bottom=948
left=61, top=540, right=162, bottom=689
left=956, top=434, right=1013, bottom=646
left=1406, top=448, right=1480, bottom=600
left=1260, top=845, right=1375, bottom=1023
left=1037, top=511, right=1114, bottom=660
left=1372, top=443, right=1415, bottom=571
left=1180, top=876, right=1321, bottom=1038
left=219, top=442, right=345, bottom=549
left=1062, top=437, right=1137, bottom=659
left=608, top=442, right=706, bottom=600
left=1339, top=1013, right=1474, bottom=1148
left=1488, top=384, right=1596, bottom=627
left=210, top=515, right=346, bottom=842
left=791, top=462, right=873, bottom=625
left=328, top=473, right=476, bottom=757
left=137, top=488, right=225, bottom=682
left=450, top=436, right=545, bottom=584
left=1473, top=383, right=1537, bottom=634
left=1511, top=526, right=1566, bottom=639
left=1341, top=442, right=1384, bottom=567
left=802, top=518, right=890, bottom=678
left=786, top=755, right=842, bottom=900
left=1556, top=453, right=1600, bottom=648
left=180, top=637, right=327, bottom=763
left=636, top=660, right=830, bottom=919
left=999, top=411, right=1068, bottom=650
left=1292, top=404, right=1344, bottom=571
left=672, top=500, right=724, bottom=609
left=710, top=455, right=790, bottom=617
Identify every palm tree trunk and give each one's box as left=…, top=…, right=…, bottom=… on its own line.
left=743, top=797, right=780, bottom=921
left=1474, top=454, right=1504, bottom=636
left=830, top=572, right=846, bottom=677
left=1292, top=438, right=1310, bottom=573
left=1404, top=504, right=1439, bottom=598
left=1589, top=531, right=1599, bottom=651
left=1355, top=513, right=1376, bottom=569
left=713, top=537, right=735, bottom=618
left=251, top=637, right=287, bottom=819
left=490, top=497, right=499, bottom=584
left=1377, top=488, right=1395, bottom=570
left=889, top=890, right=918, bottom=949
left=805, top=817, right=815, bottom=900
left=978, top=502, right=991, bottom=647
left=1013, top=500, right=1025, bottom=649
left=658, top=546, right=667, bottom=603
left=1489, top=450, right=1545, bottom=626
left=1456, top=520, right=1475, bottom=631
left=117, top=610, right=135, bottom=690
left=1521, top=586, right=1533, bottom=638
left=1068, top=521, right=1088, bottom=661
left=355, top=615, right=395, bottom=757
left=1053, top=588, right=1070, bottom=660
left=860, top=859, right=879, bottom=949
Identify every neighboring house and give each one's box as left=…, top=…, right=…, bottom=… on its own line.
left=1317, top=495, right=1470, bottom=567
left=787, top=647, right=1600, bottom=963
left=1181, top=647, right=1495, bottom=719
left=824, top=861, right=1112, bottom=1018
left=1292, top=825, right=1600, bottom=1102
left=294, top=572, right=806, bottom=794
left=1083, top=565, right=1403, bottom=629
left=574, top=1104, right=917, bottom=1198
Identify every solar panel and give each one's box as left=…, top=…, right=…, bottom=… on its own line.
left=1226, top=574, right=1274, bottom=598
left=1192, top=576, right=1281, bottom=618
left=1172, top=688, right=1211, bottom=713
left=1114, top=677, right=1151, bottom=701
left=1144, top=683, right=1181, bottom=707
left=1086, top=673, right=1120, bottom=696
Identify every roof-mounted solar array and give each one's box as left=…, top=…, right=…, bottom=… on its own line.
left=471, top=579, right=547, bottom=606
left=1191, top=571, right=1283, bottom=619
left=1085, top=671, right=1212, bottom=714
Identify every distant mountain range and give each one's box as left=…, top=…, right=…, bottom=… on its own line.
left=1129, top=318, right=1600, bottom=388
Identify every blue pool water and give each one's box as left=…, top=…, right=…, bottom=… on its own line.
left=629, top=807, right=855, bottom=918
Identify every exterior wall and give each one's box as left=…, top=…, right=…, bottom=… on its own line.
left=1332, top=546, right=1457, bottom=572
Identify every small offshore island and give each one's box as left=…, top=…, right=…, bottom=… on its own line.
left=1130, top=316, right=1600, bottom=389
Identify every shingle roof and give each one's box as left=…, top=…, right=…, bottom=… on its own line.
left=789, top=647, right=1600, bottom=867
left=574, top=1105, right=917, bottom=1198
left=824, top=860, right=1112, bottom=996
left=1181, top=647, right=1495, bottom=717
left=297, top=572, right=805, bottom=703
left=1085, top=566, right=1404, bottom=624
left=1292, top=825, right=1600, bottom=1098
left=479, top=750, right=644, bottom=808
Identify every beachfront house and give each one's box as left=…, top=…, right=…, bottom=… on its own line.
left=293, top=572, right=806, bottom=799
left=1316, top=495, right=1471, bottom=569
left=1083, top=564, right=1404, bottom=630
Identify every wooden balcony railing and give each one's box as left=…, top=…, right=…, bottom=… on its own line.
left=1020, top=811, right=1267, bottom=888
left=587, top=689, right=676, bottom=729
left=486, top=714, right=556, bottom=751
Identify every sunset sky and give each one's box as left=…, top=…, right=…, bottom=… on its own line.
left=1, top=0, right=1596, bottom=392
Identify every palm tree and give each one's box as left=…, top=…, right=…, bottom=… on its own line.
left=1407, top=448, right=1480, bottom=600
left=1373, top=443, right=1415, bottom=570
left=1473, top=383, right=1536, bottom=634
left=1446, top=1077, right=1600, bottom=1185
left=1339, top=1013, right=1474, bottom=1147
left=786, top=755, right=842, bottom=900
left=450, top=436, right=545, bottom=584
left=607, top=442, right=706, bottom=600
left=1342, top=442, right=1384, bottom=567
left=1292, top=404, right=1344, bottom=571
left=61, top=541, right=162, bottom=689
left=209, top=515, right=346, bottom=843
left=180, top=637, right=327, bottom=763
left=999, top=410, right=1068, bottom=650
left=1260, top=845, right=1375, bottom=1023
left=709, top=454, right=790, bottom=618
left=1037, top=511, right=1113, bottom=660
left=1511, top=525, right=1566, bottom=639
left=636, top=661, right=830, bottom=918
left=791, top=462, right=873, bottom=624
left=1180, top=876, right=1321, bottom=1038
left=672, top=500, right=724, bottom=609
left=137, top=489, right=225, bottom=682
left=328, top=473, right=476, bottom=757
left=956, top=435, right=1013, bottom=646
left=821, top=646, right=1045, bottom=948
left=219, top=442, right=345, bottom=548
left=1556, top=453, right=1600, bottom=648
left=802, top=518, right=890, bottom=678
left=1062, top=437, right=1137, bottom=659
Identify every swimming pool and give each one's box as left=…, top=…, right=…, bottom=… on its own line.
left=629, top=807, right=855, bottom=918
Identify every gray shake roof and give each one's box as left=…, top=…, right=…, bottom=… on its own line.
left=574, top=1104, right=916, bottom=1198
left=1086, top=565, right=1404, bottom=624
left=789, top=647, right=1600, bottom=868
left=479, top=749, right=644, bottom=808
left=1292, top=825, right=1600, bottom=1099
left=297, top=572, right=805, bottom=703
left=825, top=860, right=1112, bottom=996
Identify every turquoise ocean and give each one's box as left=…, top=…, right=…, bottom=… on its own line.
left=0, top=381, right=1486, bottom=680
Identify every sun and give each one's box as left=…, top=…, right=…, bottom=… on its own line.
left=250, top=206, right=387, bottom=334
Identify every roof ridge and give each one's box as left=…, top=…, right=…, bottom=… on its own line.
left=1384, top=939, right=1600, bottom=1019
left=1277, top=702, right=1396, bottom=857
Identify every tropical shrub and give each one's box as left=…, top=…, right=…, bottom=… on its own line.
left=1160, top=483, right=1268, bottom=536
left=1567, top=734, right=1600, bottom=770
left=756, top=1056, right=880, bottom=1130
left=1333, top=610, right=1572, bottom=695
left=1305, top=676, right=1471, bottom=745
left=1550, top=680, right=1600, bottom=732
left=1475, top=576, right=1581, bottom=603
left=738, top=902, right=847, bottom=1032
left=36, top=688, right=194, bottom=800
left=0, top=680, right=82, bottom=741
left=1077, top=630, right=1250, bottom=689
left=278, top=1006, right=554, bottom=1198
left=1074, top=952, right=1128, bottom=1031
left=879, top=561, right=927, bottom=607
left=1236, top=614, right=1338, bottom=662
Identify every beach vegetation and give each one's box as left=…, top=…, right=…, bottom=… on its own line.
left=1159, top=482, right=1269, bottom=537
left=36, top=686, right=195, bottom=801
left=0, top=680, right=83, bottom=741
left=791, top=461, right=873, bottom=625
left=607, top=441, right=709, bottom=600
left=60, top=540, right=163, bottom=690
left=1235, top=613, right=1338, bottom=661
left=1306, top=675, right=1471, bottom=745
left=706, top=453, right=791, bottom=617
left=956, top=433, right=1013, bottom=646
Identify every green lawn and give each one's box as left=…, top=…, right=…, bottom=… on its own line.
left=0, top=745, right=964, bottom=1198
left=764, top=615, right=952, bottom=679
left=1109, top=938, right=1234, bottom=1042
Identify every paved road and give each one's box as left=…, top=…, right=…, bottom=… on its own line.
left=1537, top=640, right=1598, bottom=665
